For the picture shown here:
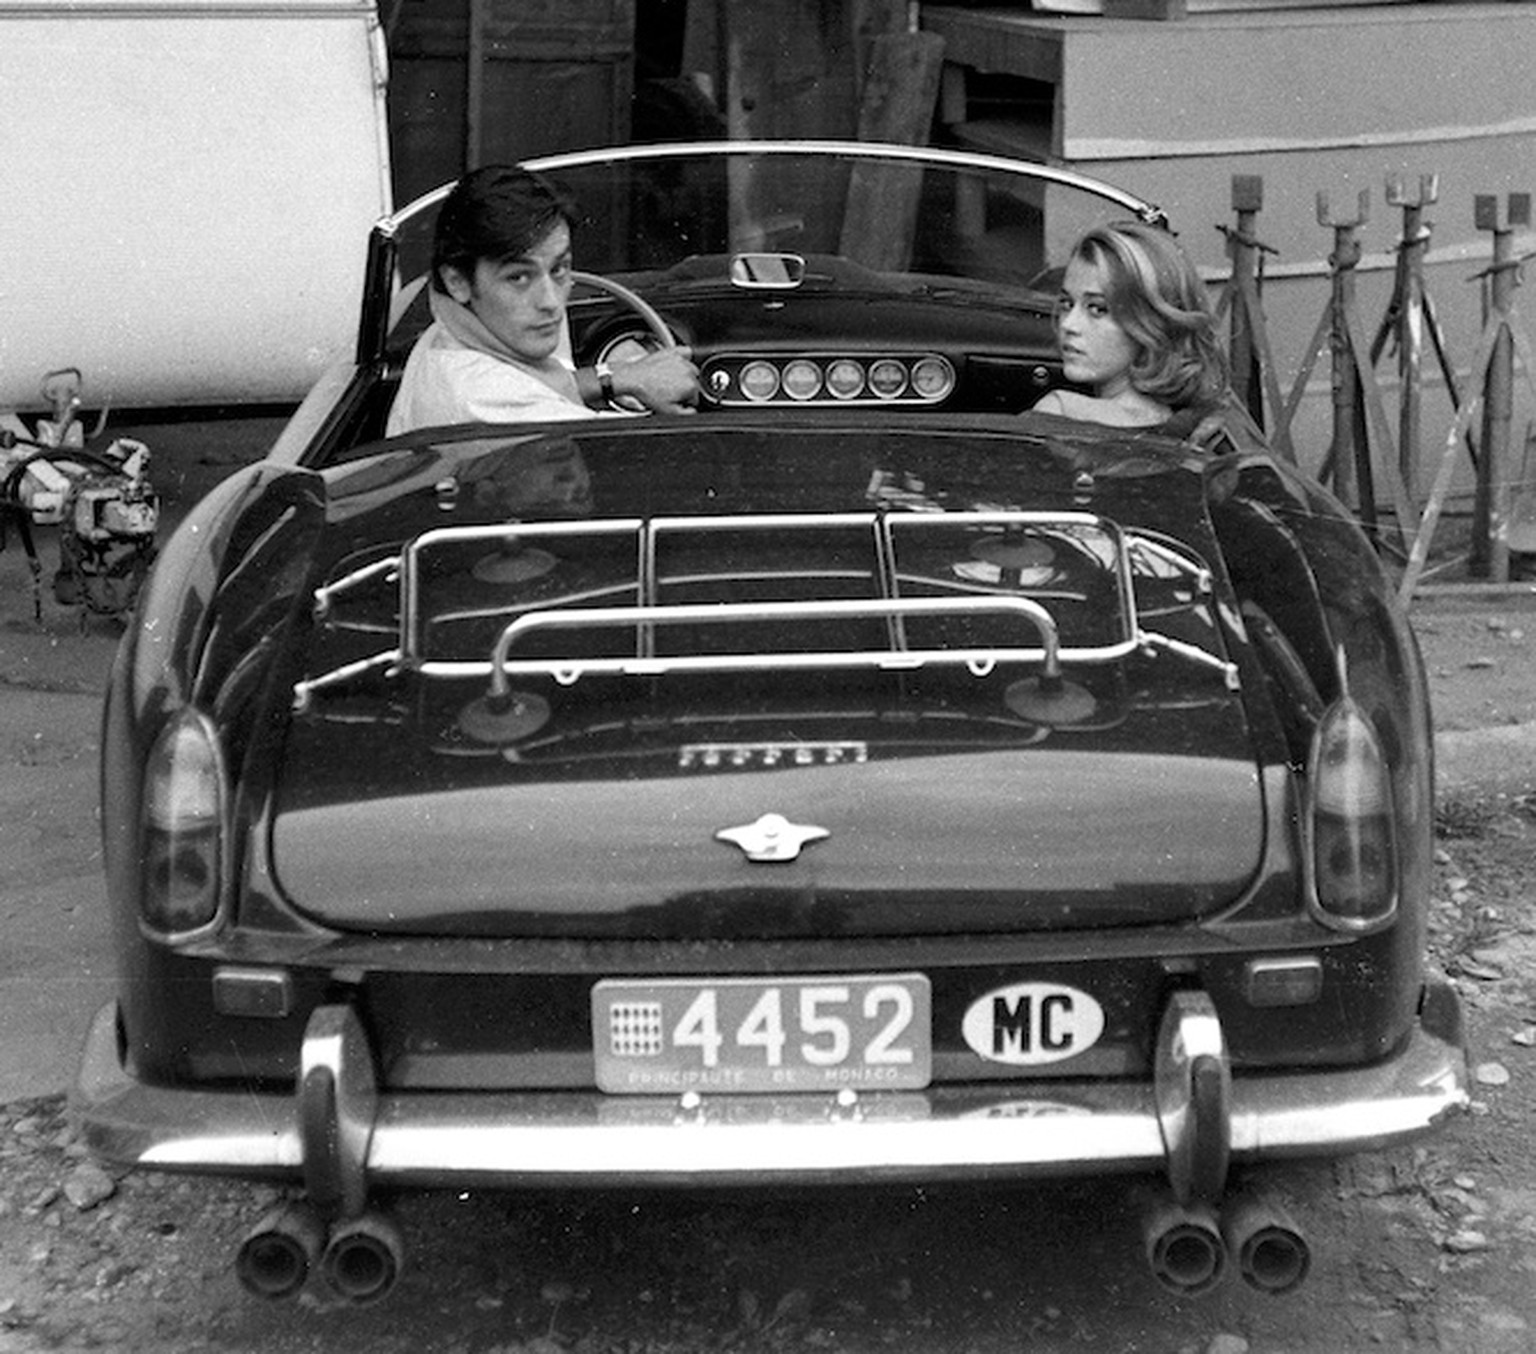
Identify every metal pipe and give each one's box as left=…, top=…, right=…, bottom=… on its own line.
left=235, top=1201, right=327, bottom=1300
left=1141, top=1190, right=1228, bottom=1297
left=484, top=593, right=1065, bottom=697
left=1221, top=1190, right=1311, bottom=1295
left=321, top=1210, right=405, bottom=1305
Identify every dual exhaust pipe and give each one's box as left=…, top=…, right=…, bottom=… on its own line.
left=236, top=1185, right=1306, bottom=1305
left=236, top=1202, right=404, bottom=1305
left=1143, top=1188, right=1310, bottom=1298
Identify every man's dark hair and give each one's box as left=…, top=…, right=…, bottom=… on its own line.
left=431, top=166, right=577, bottom=294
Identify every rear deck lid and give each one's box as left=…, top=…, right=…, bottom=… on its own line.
left=269, top=420, right=1267, bottom=937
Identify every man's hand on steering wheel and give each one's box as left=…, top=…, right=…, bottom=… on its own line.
left=603, top=342, right=700, bottom=414
left=571, top=270, right=698, bottom=414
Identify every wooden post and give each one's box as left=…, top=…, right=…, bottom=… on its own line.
left=465, top=0, right=487, bottom=169
left=712, top=0, right=870, bottom=258
left=838, top=29, right=945, bottom=270
left=719, top=0, right=863, bottom=140
left=851, top=0, right=914, bottom=94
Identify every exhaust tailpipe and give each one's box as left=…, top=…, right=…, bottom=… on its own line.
left=236, top=1201, right=327, bottom=1300
left=1141, top=1192, right=1227, bottom=1297
left=321, top=1210, right=405, bottom=1305
left=1223, top=1191, right=1311, bottom=1295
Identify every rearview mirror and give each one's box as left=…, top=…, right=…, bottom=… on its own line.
left=729, top=253, right=806, bottom=289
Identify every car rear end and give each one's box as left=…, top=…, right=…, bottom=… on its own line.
left=75, top=416, right=1465, bottom=1300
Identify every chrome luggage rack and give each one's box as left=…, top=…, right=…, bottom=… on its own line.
left=295, top=510, right=1238, bottom=713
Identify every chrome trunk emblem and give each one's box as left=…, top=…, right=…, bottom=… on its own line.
left=715, top=812, right=829, bottom=863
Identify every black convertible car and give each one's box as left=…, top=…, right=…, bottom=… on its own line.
left=73, top=142, right=1467, bottom=1304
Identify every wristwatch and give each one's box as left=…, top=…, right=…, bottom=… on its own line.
left=594, top=361, right=616, bottom=404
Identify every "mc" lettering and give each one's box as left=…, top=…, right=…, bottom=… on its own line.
left=991, top=992, right=1075, bottom=1056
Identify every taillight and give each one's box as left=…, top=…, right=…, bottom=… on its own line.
left=141, top=710, right=227, bottom=934
left=1306, top=696, right=1398, bottom=930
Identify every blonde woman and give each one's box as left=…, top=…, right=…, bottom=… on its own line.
left=1033, top=221, right=1228, bottom=430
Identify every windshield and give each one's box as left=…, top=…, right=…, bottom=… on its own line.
left=384, top=141, right=1166, bottom=321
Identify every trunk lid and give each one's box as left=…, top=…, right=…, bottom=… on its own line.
left=267, top=420, right=1267, bottom=938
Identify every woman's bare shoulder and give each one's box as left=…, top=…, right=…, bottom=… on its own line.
left=1031, top=389, right=1102, bottom=419
left=1029, top=389, right=1169, bottom=428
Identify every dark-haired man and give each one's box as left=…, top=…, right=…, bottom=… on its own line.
left=387, top=165, right=698, bottom=435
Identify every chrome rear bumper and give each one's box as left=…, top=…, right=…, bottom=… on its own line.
left=73, top=980, right=1468, bottom=1199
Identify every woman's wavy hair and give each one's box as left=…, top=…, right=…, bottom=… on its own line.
left=431, top=166, right=577, bottom=294
left=1069, top=222, right=1228, bottom=409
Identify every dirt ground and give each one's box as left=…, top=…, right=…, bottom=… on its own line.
left=2, top=422, right=1535, bottom=1352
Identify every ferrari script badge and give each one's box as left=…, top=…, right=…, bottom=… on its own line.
left=715, top=812, right=829, bottom=863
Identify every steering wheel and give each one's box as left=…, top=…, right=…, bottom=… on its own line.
left=571, top=270, right=676, bottom=351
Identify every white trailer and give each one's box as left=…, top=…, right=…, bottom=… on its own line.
left=0, top=0, right=392, bottom=413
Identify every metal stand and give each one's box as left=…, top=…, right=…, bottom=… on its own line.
left=1368, top=175, right=1461, bottom=507
left=1399, top=193, right=1535, bottom=601
left=1277, top=191, right=1412, bottom=554
left=1212, top=175, right=1290, bottom=458
left=1470, top=194, right=1532, bottom=581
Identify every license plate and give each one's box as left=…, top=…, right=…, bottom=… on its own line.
left=593, top=974, right=932, bottom=1094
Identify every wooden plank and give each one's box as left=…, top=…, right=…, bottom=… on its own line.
left=922, top=4, right=1536, bottom=163
left=466, top=0, right=487, bottom=168
left=1102, top=0, right=1187, bottom=18
left=717, top=0, right=863, bottom=259
left=1065, top=0, right=1395, bottom=13
left=393, top=0, right=635, bottom=56
left=855, top=30, right=944, bottom=144
left=919, top=7, right=1062, bottom=85
left=851, top=0, right=911, bottom=91
left=722, top=0, right=861, bottom=140
left=387, top=0, right=634, bottom=199
left=839, top=31, right=945, bottom=271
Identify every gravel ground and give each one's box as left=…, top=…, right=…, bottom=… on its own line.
left=1, top=795, right=1533, bottom=1354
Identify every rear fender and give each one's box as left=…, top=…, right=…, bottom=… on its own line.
left=122, top=464, right=326, bottom=716
left=103, top=463, right=326, bottom=1069
left=1208, top=456, right=1433, bottom=1041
